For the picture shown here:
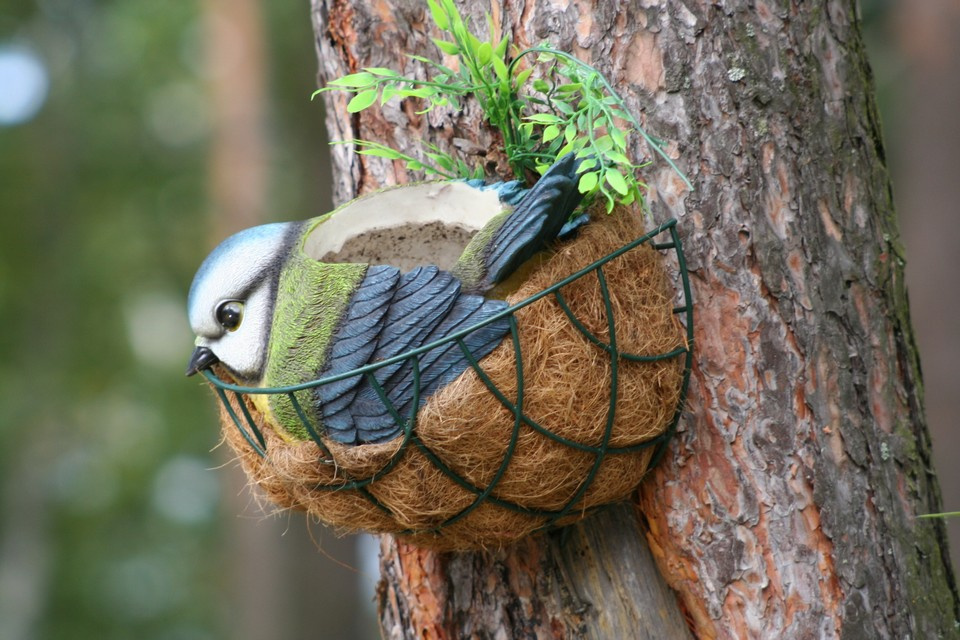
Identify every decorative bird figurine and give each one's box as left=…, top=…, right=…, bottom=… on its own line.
left=186, top=153, right=585, bottom=445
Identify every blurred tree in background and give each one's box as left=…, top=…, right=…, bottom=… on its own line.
left=1, top=2, right=221, bottom=638
left=0, top=0, right=955, bottom=638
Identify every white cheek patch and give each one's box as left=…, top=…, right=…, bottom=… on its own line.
left=214, top=283, right=274, bottom=380
left=214, top=332, right=260, bottom=381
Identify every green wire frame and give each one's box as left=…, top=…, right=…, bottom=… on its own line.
left=202, top=217, right=694, bottom=534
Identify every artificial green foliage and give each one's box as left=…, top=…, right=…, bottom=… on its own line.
left=336, top=139, right=486, bottom=180
left=315, top=0, right=690, bottom=215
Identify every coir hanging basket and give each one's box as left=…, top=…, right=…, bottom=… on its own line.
left=202, top=209, right=693, bottom=551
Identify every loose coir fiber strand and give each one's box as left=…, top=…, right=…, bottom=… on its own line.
left=214, top=208, right=686, bottom=551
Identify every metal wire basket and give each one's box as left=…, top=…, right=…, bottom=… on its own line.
left=200, top=217, right=693, bottom=539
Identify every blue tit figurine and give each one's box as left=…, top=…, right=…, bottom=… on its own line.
left=186, top=153, right=586, bottom=445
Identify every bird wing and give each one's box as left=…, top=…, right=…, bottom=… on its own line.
left=315, top=265, right=399, bottom=431
left=316, top=265, right=509, bottom=445
left=453, top=152, right=586, bottom=294
left=311, top=154, right=585, bottom=444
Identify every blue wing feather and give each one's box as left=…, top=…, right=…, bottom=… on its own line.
left=313, top=154, right=585, bottom=445
left=317, top=266, right=510, bottom=445
left=481, top=153, right=583, bottom=288
left=316, top=265, right=400, bottom=440
left=387, top=295, right=509, bottom=418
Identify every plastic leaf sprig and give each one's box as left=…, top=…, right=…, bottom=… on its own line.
left=315, top=0, right=691, bottom=215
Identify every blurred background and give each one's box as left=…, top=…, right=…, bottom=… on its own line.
left=0, top=1, right=956, bottom=638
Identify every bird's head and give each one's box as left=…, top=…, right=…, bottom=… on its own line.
left=185, top=222, right=301, bottom=381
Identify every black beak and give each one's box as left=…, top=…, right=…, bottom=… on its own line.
left=185, top=346, right=219, bottom=377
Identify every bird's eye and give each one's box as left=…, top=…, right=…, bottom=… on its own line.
left=216, top=301, right=244, bottom=331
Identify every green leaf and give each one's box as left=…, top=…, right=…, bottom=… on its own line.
left=328, top=72, right=376, bottom=88
left=357, top=147, right=401, bottom=159
left=605, top=169, right=629, bottom=195
left=557, top=140, right=576, bottom=157
left=524, top=113, right=563, bottom=124
left=515, top=68, right=533, bottom=86
left=494, top=34, right=509, bottom=60
left=466, top=31, right=483, bottom=56
left=352, top=141, right=405, bottom=159
left=426, top=152, right=455, bottom=171
left=564, top=123, right=577, bottom=143
left=401, top=87, right=433, bottom=99
left=440, top=0, right=458, bottom=17
left=574, top=145, right=593, bottom=157
left=364, top=67, right=399, bottom=77
left=347, top=89, right=379, bottom=112
left=609, top=126, right=627, bottom=149
left=433, top=38, right=460, bottom=55
left=577, top=158, right=597, bottom=172
left=532, top=79, right=550, bottom=93
left=606, top=151, right=632, bottom=165
left=578, top=171, right=599, bottom=193
left=542, top=125, right=560, bottom=142
left=485, top=13, right=499, bottom=48
left=477, top=41, right=493, bottom=65
left=491, top=54, right=509, bottom=83
left=381, top=85, right=398, bottom=104
left=427, top=0, right=449, bottom=31
left=605, top=194, right=615, bottom=213
left=553, top=99, right=576, bottom=116
left=594, top=135, right=614, bottom=152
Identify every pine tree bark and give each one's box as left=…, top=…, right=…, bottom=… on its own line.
left=308, top=1, right=960, bottom=637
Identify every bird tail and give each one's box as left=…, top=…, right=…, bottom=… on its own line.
left=455, top=153, right=587, bottom=294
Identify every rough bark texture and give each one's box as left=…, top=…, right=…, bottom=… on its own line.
left=308, top=1, right=960, bottom=637
left=375, top=504, right=692, bottom=639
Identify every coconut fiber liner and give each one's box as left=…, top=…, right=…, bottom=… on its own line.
left=213, top=209, right=688, bottom=551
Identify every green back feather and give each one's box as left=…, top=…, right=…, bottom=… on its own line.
left=263, top=249, right=367, bottom=439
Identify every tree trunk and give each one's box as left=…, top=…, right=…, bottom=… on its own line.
left=308, top=1, right=960, bottom=637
